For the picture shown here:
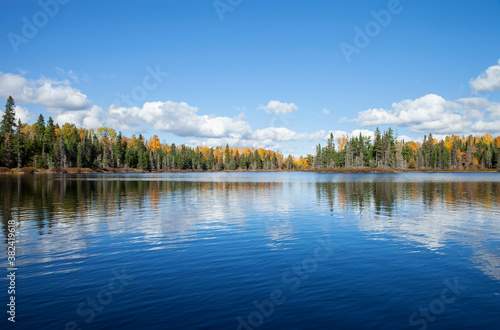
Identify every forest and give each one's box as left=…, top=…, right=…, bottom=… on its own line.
left=1, top=96, right=500, bottom=171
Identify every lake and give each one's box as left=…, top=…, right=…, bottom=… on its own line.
left=1, top=172, right=499, bottom=329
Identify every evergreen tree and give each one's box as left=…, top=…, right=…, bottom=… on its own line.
left=114, top=132, right=124, bottom=167
left=254, top=150, right=263, bottom=169
left=373, top=127, right=382, bottom=166
left=224, top=144, right=230, bottom=169
left=34, top=114, right=45, bottom=152
left=1, top=96, right=16, bottom=167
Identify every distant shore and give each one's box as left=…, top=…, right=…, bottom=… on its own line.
left=1, top=167, right=499, bottom=175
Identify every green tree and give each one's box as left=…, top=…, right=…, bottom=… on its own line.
left=1, top=96, right=17, bottom=167
left=373, top=127, right=382, bottom=166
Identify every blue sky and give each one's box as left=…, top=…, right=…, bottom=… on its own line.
left=1, top=0, right=500, bottom=156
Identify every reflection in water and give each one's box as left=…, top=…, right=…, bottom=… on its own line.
left=316, top=180, right=500, bottom=280
left=1, top=173, right=499, bottom=329
left=0, top=176, right=301, bottom=266
left=2, top=174, right=499, bottom=280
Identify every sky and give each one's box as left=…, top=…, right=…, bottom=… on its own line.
left=1, top=0, right=500, bottom=156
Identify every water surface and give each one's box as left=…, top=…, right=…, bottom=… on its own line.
left=1, top=172, right=499, bottom=329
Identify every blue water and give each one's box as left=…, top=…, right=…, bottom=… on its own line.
left=1, top=172, right=499, bottom=329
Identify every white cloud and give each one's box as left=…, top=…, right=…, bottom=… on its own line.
left=308, top=130, right=326, bottom=141
left=253, top=127, right=308, bottom=142
left=352, top=94, right=500, bottom=135
left=486, top=102, right=500, bottom=119
left=409, top=113, right=471, bottom=134
left=354, top=94, right=473, bottom=134
left=470, top=59, right=500, bottom=92
left=55, top=105, right=104, bottom=129
left=0, top=72, right=90, bottom=111
left=471, top=120, right=500, bottom=134
left=458, top=97, right=488, bottom=119
left=107, top=101, right=328, bottom=150
left=15, top=105, right=35, bottom=123
left=458, top=97, right=489, bottom=109
left=106, top=104, right=144, bottom=131
left=322, top=108, right=330, bottom=115
left=259, top=100, right=299, bottom=116
left=351, top=129, right=376, bottom=141
left=108, top=101, right=252, bottom=138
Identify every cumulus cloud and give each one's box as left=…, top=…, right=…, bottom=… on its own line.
left=352, top=93, right=500, bottom=135
left=354, top=94, right=474, bottom=134
left=486, top=102, right=500, bottom=119
left=15, top=106, right=35, bottom=123
left=0, top=72, right=91, bottom=111
left=458, top=97, right=490, bottom=109
left=308, top=130, right=326, bottom=141
left=259, top=100, right=299, bottom=116
left=55, top=105, right=104, bottom=129
left=107, top=101, right=252, bottom=138
left=107, top=100, right=334, bottom=151
left=253, top=127, right=308, bottom=141
left=470, top=59, right=500, bottom=92
left=107, top=101, right=328, bottom=150
left=458, top=97, right=488, bottom=119
left=322, top=108, right=330, bottom=115
left=471, top=120, right=500, bottom=134
left=106, top=104, right=144, bottom=131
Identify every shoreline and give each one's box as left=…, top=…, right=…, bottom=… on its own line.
left=1, top=167, right=499, bottom=175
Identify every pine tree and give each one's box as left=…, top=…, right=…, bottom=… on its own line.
left=208, top=148, right=215, bottom=170
left=254, top=150, right=263, bottom=169
left=1, top=96, right=16, bottom=136
left=44, top=117, right=56, bottom=160
left=34, top=114, right=45, bottom=152
left=115, top=132, right=124, bottom=167
left=373, top=127, right=382, bottom=166
left=1, top=96, right=17, bottom=167
left=224, top=144, right=230, bottom=169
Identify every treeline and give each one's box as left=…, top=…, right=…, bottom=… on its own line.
left=0, top=97, right=308, bottom=171
left=313, top=128, right=500, bottom=170
left=1, top=96, right=500, bottom=171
